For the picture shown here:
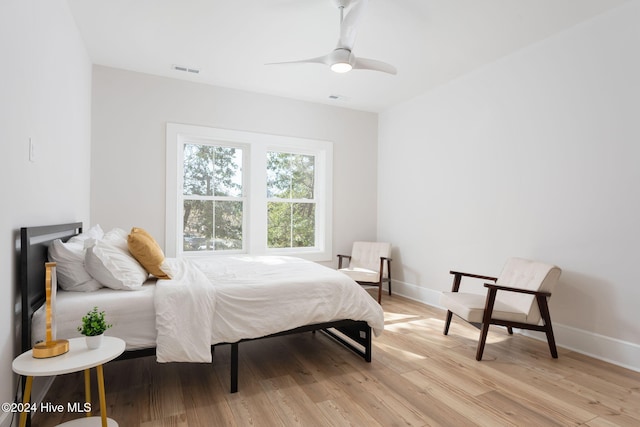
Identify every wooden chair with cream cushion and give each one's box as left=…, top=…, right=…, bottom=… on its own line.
left=337, top=241, right=392, bottom=304
left=440, top=257, right=561, bottom=361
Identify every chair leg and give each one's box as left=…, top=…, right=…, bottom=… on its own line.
left=377, top=282, right=382, bottom=304
left=476, top=322, right=491, bottom=361
left=443, top=310, right=453, bottom=335
left=387, top=259, right=392, bottom=296
left=537, top=295, right=558, bottom=358
left=507, top=326, right=513, bottom=335
left=476, top=287, right=498, bottom=361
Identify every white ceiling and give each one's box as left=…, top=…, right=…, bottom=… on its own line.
left=67, top=0, right=627, bottom=112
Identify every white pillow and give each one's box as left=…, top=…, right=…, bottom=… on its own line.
left=67, top=224, right=105, bottom=246
left=85, top=240, right=148, bottom=290
left=48, top=239, right=103, bottom=292
left=102, top=227, right=129, bottom=251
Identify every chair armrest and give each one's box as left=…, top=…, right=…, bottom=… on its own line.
left=450, top=270, right=498, bottom=281
left=448, top=270, right=497, bottom=292
left=484, top=283, right=551, bottom=298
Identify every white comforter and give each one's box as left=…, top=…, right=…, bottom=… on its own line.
left=154, top=255, right=385, bottom=363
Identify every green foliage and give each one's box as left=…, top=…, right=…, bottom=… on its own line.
left=267, top=202, right=315, bottom=248
left=181, top=145, right=317, bottom=251
left=77, top=306, right=112, bottom=337
left=183, top=144, right=242, bottom=197
left=267, top=152, right=315, bottom=199
left=266, top=152, right=316, bottom=248
left=183, top=144, right=244, bottom=251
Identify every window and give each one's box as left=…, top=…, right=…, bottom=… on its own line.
left=182, top=144, right=245, bottom=252
left=267, top=151, right=316, bottom=249
left=166, top=124, right=333, bottom=261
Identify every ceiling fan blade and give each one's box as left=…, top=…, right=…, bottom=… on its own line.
left=266, top=54, right=330, bottom=66
left=267, top=0, right=396, bottom=75
left=353, top=57, right=397, bottom=75
left=338, top=0, right=368, bottom=50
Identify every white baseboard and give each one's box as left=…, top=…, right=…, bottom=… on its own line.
left=521, top=325, right=640, bottom=372
left=389, top=279, right=443, bottom=307
left=390, top=280, right=640, bottom=372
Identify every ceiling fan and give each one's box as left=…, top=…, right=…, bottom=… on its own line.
left=267, top=0, right=397, bottom=75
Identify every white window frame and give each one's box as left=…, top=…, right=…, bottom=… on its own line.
left=166, top=123, right=333, bottom=261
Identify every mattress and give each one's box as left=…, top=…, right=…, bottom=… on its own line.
left=31, top=280, right=157, bottom=350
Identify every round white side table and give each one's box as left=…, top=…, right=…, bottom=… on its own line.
left=13, top=336, right=125, bottom=427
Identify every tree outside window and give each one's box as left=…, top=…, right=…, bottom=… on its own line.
left=267, top=152, right=316, bottom=249
left=182, top=144, right=243, bottom=252
left=167, top=123, right=332, bottom=260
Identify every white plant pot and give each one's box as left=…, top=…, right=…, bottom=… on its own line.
left=85, top=334, right=104, bottom=349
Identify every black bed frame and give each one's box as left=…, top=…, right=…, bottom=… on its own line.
left=19, top=222, right=373, bottom=394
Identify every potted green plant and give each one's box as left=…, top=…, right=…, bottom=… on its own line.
left=78, top=306, right=112, bottom=349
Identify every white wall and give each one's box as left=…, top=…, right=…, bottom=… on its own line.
left=90, top=66, right=379, bottom=263
left=378, top=1, right=640, bottom=370
left=0, top=0, right=92, bottom=425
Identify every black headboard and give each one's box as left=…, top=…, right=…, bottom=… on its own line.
left=19, top=222, right=82, bottom=353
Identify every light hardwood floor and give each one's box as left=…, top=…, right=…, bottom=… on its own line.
left=31, top=294, right=640, bottom=426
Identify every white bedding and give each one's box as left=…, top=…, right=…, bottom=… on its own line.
left=32, top=280, right=157, bottom=350
left=154, top=257, right=216, bottom=362
left=33, top=255, right=385, bottom=363
left=156, top=255, right=385, bottom=362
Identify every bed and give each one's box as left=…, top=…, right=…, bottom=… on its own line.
left=19, top=222, right=384, bottom=393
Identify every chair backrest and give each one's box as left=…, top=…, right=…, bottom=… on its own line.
left=350, top=241, right=391, bottom=277
left=496, top=257, right=562, bottom=324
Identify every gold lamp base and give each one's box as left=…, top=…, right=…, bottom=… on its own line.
left=32, top=339, right=69, bottom=358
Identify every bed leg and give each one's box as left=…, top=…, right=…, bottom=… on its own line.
left=230, top=342, right=238, bottom=393
left=365, top=327, right=372, bottom=363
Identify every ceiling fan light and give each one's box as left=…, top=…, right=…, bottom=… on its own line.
left=331, top=62, right=352, bottom=73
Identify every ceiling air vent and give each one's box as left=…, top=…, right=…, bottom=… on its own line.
left=328, top=94, right=349, bottom=101
left=172, top=64, right=200, bottom=74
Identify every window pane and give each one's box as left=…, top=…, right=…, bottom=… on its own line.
left=213, top=200, right=243, bottom=250
left=183, top=200, right=213, bottom=251
left=267, top=202, right=315, bottom=248
left=267, top=152, right=314, bottom=199
left=183, top=144, right=242, bottom=197
left=183, top=200, right=243, bottom=251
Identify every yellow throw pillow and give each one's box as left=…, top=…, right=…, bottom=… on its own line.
left=127, top=227, right=170, bottom=279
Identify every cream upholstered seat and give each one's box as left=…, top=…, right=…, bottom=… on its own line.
left=441, top=257, right=561, bottom=360
left=337, top=242, right=392, bottom=304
